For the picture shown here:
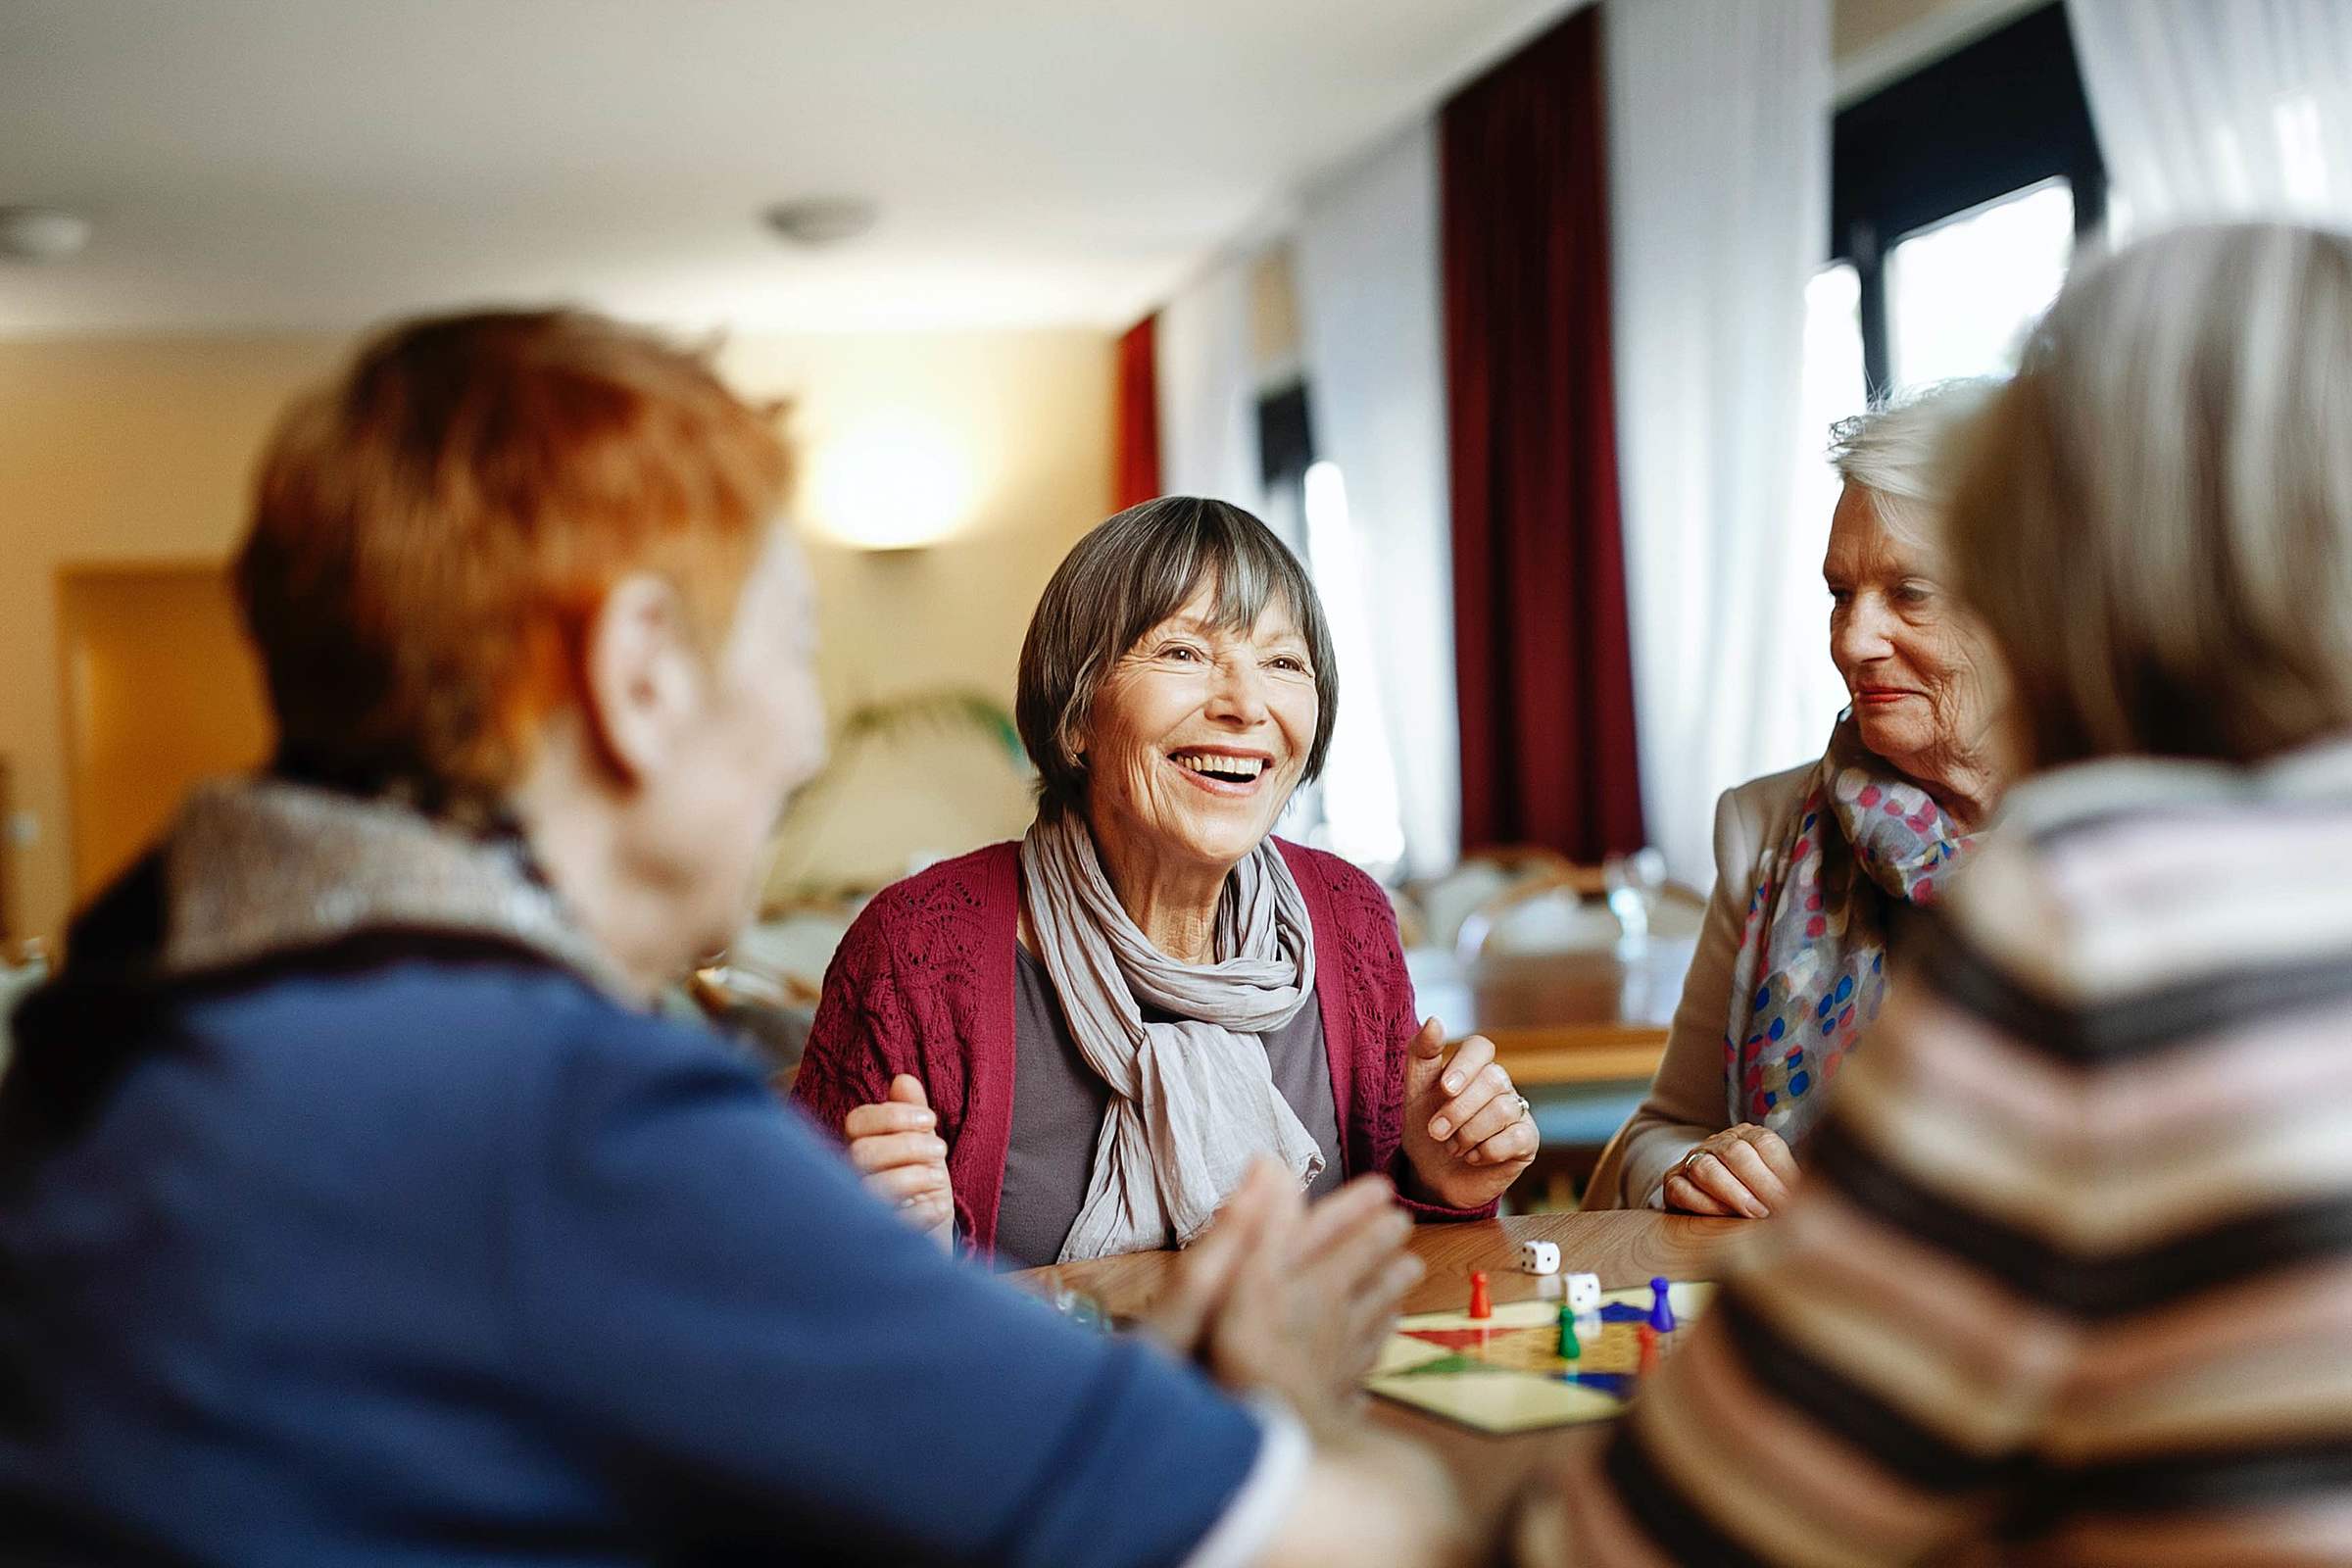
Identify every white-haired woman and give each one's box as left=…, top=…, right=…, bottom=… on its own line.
left=1592, top=384, right=2004, bottom=1215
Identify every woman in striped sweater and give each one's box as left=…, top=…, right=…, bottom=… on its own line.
left=1526, top=221, right=2352, bottom=1564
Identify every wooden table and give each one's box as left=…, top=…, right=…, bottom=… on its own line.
left=1016, top=1208, right=1745, bottom=1516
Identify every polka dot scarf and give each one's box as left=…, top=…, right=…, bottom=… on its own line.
left=1720, top=713, right=1981, bottom=1146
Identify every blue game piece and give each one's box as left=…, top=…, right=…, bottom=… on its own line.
left=1647, top=1276, right=1676, bottom=1333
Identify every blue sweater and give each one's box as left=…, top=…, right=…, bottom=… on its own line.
left=0, top=932, right=1261, bottom=1564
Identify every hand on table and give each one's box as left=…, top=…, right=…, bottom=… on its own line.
left=1398, top=1019, right=1539, bottom=1210
left=843, top=1074, right=955, bottom=1247
left=1140, top=1161, right=1422, bottom=1434
left=1660, top=1123, right=1798, bottom=1218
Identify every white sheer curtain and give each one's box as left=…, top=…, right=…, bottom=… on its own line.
left=1605, top=0, right=1837, bottom=885
left=1154, top=257, right=1263, bottom=512
left=1293, top=122, right=1460, bottom=880
left=2068, top=0, right=2352, bottom=232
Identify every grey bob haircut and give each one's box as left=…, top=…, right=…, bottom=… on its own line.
left=1016, top=496, right=1339, bottom=820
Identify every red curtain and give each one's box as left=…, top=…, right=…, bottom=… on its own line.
left=1441, top=6, right=1646, bottom=862
left=1112, top=316, right=1161, bottom=511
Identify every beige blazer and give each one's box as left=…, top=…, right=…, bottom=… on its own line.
left=1588, top=760, right=1812, bottom=1209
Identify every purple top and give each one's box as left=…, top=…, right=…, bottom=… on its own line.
left=996, top=944, right=1345, bottom=1267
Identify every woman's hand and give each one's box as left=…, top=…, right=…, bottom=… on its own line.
left=843, top=1074, right=955, bottom=1247
left=1139, top=1162, right=1421, bottom=1434
left=1659, top=1123, right=1798, bottom=1218
left=1398, top=1019, right=1540, bottom=1210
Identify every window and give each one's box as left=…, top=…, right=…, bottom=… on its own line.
left=1886, top=176, right=2076, bottom=384
left=1799, top=263, right=1865, bottom=462
left=1830, top=2, right=2106, bottom=399
left=1788, top=3, right=2102, bottom=731
left=1789, top=258, right=1870, bottom=700
left=1256, top=382, right=1407, bottom=874
left=1299, top=462, right=1405, bottom=870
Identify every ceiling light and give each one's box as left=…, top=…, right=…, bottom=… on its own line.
left=0, top=207, right=91, bottom=263
left=809, top=413, right=972, bottom=552
left=762, top=197, right=879, bottom=249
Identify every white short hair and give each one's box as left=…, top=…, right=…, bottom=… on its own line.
left=1828, top=381, right=2001, bottom=538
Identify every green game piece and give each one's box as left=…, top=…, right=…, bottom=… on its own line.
left=1557, top=1301, right=1580, bottom=1359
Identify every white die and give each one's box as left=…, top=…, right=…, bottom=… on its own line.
left=1518, top=1240, right=1560, bottom=1275
left=1565, top=1272, right=1601, bottom=1312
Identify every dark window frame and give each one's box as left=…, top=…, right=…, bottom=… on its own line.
left=1256, top=380, right=1314, bottom=497
left=1832, top=2, right=2107, bottom=399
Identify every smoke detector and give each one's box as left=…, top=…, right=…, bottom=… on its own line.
left=761, top=197, right=878, bottom=249
left=0, top=207, right=92, bottom=263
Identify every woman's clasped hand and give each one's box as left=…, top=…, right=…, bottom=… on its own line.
left=1659, top=1124, right=1799, bottom=1219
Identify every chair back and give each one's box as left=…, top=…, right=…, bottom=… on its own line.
left=1457, top=868, right=1707, bottom=961
left=1457, top=868, right=1617, bottom=961
left=1581, top=1116, right=1639, bottom=1210
left=1406, top=845, right=1578, bottom=955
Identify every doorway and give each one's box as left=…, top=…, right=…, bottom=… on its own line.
left=58, top=564, right=272, bottom=901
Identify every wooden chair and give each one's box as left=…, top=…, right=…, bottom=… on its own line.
left=1404, top=845, right=1578, bottom=955
left=1456, top=869, right=1705, bottom=962
left=1454, top=867, right=1612, bottom=962
left=687, top=955, right=819, bottom=1087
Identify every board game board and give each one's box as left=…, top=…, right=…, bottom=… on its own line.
left=1364, top=1281, right=1715, bottom=1434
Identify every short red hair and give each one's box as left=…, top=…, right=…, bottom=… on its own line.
left=235, top=310, right=789, bottom=814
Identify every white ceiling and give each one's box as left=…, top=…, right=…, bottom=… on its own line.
left=0, top=0, right=1578, bottom=335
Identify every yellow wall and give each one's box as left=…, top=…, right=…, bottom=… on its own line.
left=0, top=336, right=339, bottom=947
left=58, top=564, right=273, bottom=903
left=0, top=326, right=1109, bottom=944
left=1831, top=0, right=2044, bottom=80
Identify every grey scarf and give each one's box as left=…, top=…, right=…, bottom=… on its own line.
left=159, top=777, right=624, bottom=995
left=1018, top=811, right=1322, bottom=1260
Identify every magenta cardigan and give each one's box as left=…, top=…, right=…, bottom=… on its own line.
left=792, top=837, right=1491, bottom=1256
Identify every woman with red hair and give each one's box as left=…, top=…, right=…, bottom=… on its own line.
left=0, top=310, right=1459, bottom=1566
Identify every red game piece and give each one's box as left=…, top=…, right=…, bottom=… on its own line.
left=1636, top=1323, right=1659, bottom=1374
left=1467, top=1270, right=1492, bottom=1319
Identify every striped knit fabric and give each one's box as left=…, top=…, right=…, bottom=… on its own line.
left=1551, top=743, right=2352, bottom=1566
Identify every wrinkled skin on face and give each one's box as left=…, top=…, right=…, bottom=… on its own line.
left=1078, top=583, right=1320, bottom=956
left=1823, top=483, right=2004, bottom=823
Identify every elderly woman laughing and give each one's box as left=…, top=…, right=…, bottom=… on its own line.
left=794, top=497, right=1536, bottom=1264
